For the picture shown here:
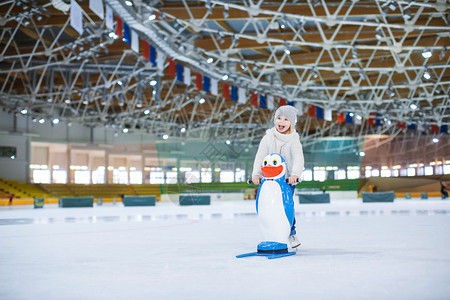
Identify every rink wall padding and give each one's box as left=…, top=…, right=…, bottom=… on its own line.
left=59, top=197, right=94, bottom=208
left=179, top=195, right=211, bottom=206
left=298, top=193, right=330, bottom=204
left=34, top=198, right=44, bottom=209
left=123, top=195, right=156, bottom=206
left=362, top=192, right=395, bottom=203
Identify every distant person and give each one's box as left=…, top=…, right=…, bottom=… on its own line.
left=322, top=186, right=326, bottom=194
left=441, top=182, right=448, bottom=199
left=9, top=194, right=14, bottom=205
left=251, top=105, right=304, bottom=249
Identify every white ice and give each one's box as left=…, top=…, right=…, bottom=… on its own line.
left=1, top=198, right=450, bottom=300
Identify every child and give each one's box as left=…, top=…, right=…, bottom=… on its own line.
left=252, top=105, right=304, bottom=248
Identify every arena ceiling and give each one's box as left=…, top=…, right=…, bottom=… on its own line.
left=0, top=0, right=449, bottom=147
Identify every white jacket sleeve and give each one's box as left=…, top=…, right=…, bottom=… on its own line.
left=252, top=135, right=270, bottom=178
left=289, top=138, right=304, bottom=177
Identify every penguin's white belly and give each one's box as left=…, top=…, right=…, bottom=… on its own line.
left=258, top=181, right=291, bottom=244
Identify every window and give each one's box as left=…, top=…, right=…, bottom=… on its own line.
left=92, top=167, right=105, bottom=184
left=371, top=169, right=380, bottom=177
left=149, top=171, right=164, bottom=184
left=130, top=171, right=142, bottom=184
left=201, top=171, right=212, bottom=183
left=380, top=169, right=391, bottom=177
left=424, top=166, right=433, bottom=176
left=392, top=169, right=399, bottom=177
left=33, top=169, right=50, bottom=184
left=0, top=146, right=16, bottom=159
left=407, top=168, right=416, bottom=177
left=113, top=169, right=128, bottom=184
left=444, top=164, right=450, bottom=175
left=302, top=169, right=312, bottom=181
left=74, top=170, right=90, bottom=184
left=166, top=171, right=178, bottom=184
left=52, top=170, right=67, bottom=183
left=185, top=171, right=200, bottom=183
left=313, top=170, right=326, bottom=182
left=334, top=169, right=346, bottom=180
left=347, top=167, right=360, bottom=179
left=235, top=169, right=246, bottom=182
left=220, top=171, right=234, bottom=183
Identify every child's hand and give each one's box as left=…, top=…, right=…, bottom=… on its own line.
left=288, top=175, right=299, bottom=184
left=252, top=176, right=261, bottom=185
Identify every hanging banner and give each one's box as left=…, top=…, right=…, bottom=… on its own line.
left=176, top=64, right=183, bottom=82
left=157, top=52, right=165, bottom=72
left=196, top=73, right=203, bottom=90
left=183, top=66, right=191, bottom=85
left=105, top=4, right=114, bottom=30
left=70, top=0, right=84, bottom=35
left=123, top=22, right=131, bottom=44
left=211, top=78, right=218, bottom=96
left=316, top=106, right=324, bottom=119
left=279, top=98, right=287, bottom=106
left=223, top=83, right=231, bottom=100
left=89, top=0, right=104, bottom=19
left=150, top=45, right=156, bottom=66
left=142, top=40, right=150, bottom=61
left=231, top=86, right=238, bottom=101
left=238, top=87, right=246, bottom=104
left=308, top=105, right=316, bottom=118
left=131, top=30, right=139, bottom=52
left=337, top=112, right=345, bottom=122
left=168, top=59, right=176, bottom=78
left=324, top=108, right=332, bottom=121
left=116, top=16, right=123, bottom=38
left=267, top=95, right=274, bottom=110
left=203, top=76, right=211, bottom=93
left=346, top=113, right=353, bottom=124
left=259, top=94, right=267, bottom=109
left=251, top=91, right=258, bottom=107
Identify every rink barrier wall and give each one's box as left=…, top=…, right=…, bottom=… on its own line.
left=123, top=195, right=156, bottom=206
left=362, top=192, right=395, bottom=203
left=298, top=193, right=331, bottom=204
left=179, top=195, right=211, bottom=206
left=59, top=197, right=94, bottom=208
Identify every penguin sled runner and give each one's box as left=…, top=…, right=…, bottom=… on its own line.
left=236, top=153, right=299, bottom=260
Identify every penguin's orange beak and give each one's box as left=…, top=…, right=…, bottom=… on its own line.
left=261, top=165, right=283, bottom=178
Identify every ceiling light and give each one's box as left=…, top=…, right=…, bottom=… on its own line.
left=125, top=1, right=133, bottom=6
left=123, top=128, right=129, bottom=133
left=199, top=98, right=205, bottom=104
left=422, top=49, right=432, bottom=58
left=403, top=9, right=412, bottom=21
left=65, top=99, right=71, bottom=104
left=222, top=74, right=229, bottom=80
left=52, top=118, right=60, bottom=125
left=223, top=6, right=229, bottom=18
left=409, top=103, right=418, bottom=110
left=284, top=48, right=291, bottom=55
left=144, top=109, right=150, bottom=115
left=207, top=57, right=213, bottom=64
left=117, top=80, right=123, bottom=85
left=148, top=14, right=156, bottom=21
left=375, top=28, right=383, bottom=40
left=180, top=127, right=186, bottom=133
left=162, top=134, right=169, bottom=140
left=226, top=140, right=231, bottom=145
left=432, top=138, right=439, bottom=143
left=423, top=69, right=431, bottom=80
left=39, top=118, right=45, bottom=124
left=359, top=151, right=365, bottom=157
left=149, top=80, right=157, bottom=86
left=20, top=109, right=28, bottom=115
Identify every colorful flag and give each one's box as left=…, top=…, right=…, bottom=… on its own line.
left=105, top=4, right=113, bottom=30
left=168, top=59, right=176, bottom=78
left=196, top=73, right=203, bottom=90
left=308, top=105, right=316, bottom=118
left=231, top=86, right=238, bottom=101
left=238, top=87, right=246, bottom=104
left=157, top=52, right=165, bottom=72
left=115, top=16, right=123, bottom=38
left=203, top=76, right=210, bottom=93
left=337, top=112, right=345, bottom=122
left=251, top=91, right=258, bottom=107
left=441, top=124, right=448, bottom=133
left=431, top=124, right=439, bottom=133
left=346, top=113, right=353, bottom=124
left=316, top=106, right=323, bottom=119
left=176, top=64, right=183, bottom=82
left=398, top=122, right=406, bottom=129
left=123, top=22, right=131, bottom=44
left=324, top=108, right=332, bottom=121
left=150, top=45, right=156, bottom=65
left=259, top=94, right=267, bottom=109
left=142, top=40, right=150, bottom=61
left=183, top=66, right=191, bottom=85
left=223, top=83, right=230, bottom=99
left=211, top=78, right=218, bottom=96
left=71, top=0, right=84, bottom=35
left=89, top=0, right=104, bottom=20
left=267, top=95, right=274, bottom=110
left=131, top=30, right=139, bottom=52
left=279, top=98, right=287, bottom=106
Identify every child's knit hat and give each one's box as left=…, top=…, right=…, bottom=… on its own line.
left=274, top=105, right=298, bottom=125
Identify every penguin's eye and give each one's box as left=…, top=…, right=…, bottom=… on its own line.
left=273, top=160, right=277, bottom=165
left=263, top=160, right=268, bottom=166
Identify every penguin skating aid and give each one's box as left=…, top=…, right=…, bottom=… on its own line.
left=236, top=153, right=298, bottom=260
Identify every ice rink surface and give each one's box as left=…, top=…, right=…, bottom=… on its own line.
left=1, top=198, right=450, bottom=300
